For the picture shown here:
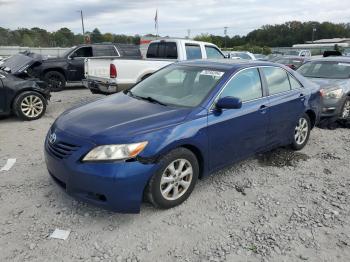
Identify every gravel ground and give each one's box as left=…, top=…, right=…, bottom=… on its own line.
left=0, top=88, right=349, bottom=262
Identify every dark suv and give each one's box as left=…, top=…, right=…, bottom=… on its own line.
left=32, top=43, right=141, bottom=91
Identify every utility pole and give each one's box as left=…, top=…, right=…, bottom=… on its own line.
left=224, top=27, right=228, bottom=49
left=80, top=10, right=85, bottom=35
left=187, top=29, right=191, bottom=39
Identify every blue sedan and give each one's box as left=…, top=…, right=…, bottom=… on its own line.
left=44, top=60, right=321, bottom=213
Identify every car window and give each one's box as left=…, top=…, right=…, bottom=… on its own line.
left=220, top=68, right=262, bottom=102
left=205, top=46, right=224, bottom=59
left=289, top=75, right=303, bottom=89
left=185, top=44, right=202, bottom=60
left=146, top=42, right=178, bottom=59
left=262, top=67, right=291, bottom=95
left=72, top=47, right=93, bottom=58
left=146, top=43, right=158, bottom=58
left=93, top=45, right=119, bottom=56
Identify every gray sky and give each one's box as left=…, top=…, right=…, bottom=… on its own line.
left=1, top=0, right=350, bottom=37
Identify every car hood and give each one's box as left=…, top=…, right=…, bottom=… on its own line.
left=54, top=93, right=193, bottom=142
left=0, top=53, right=44, bottom=75
left=307, top=77, right=349, bottom=90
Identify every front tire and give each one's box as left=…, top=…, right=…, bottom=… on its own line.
left=44, top=71, right=66, bottom=92
left=13, top=91, right=47, bottom=121
left=145, top=148, right=199, bottom=209
left=339, top=97, right=350, bottom=125
left=291, top=114, right=311, bottom=150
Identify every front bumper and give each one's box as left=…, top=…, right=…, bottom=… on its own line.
left=44, top=128, right=157, bottom=213
left=320, top=97, right=344, bottom=118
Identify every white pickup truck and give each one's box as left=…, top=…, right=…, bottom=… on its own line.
left=84, top=39, right=225, bottom=94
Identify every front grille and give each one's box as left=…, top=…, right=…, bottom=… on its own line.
left=47, top=140, right=80, bottom=159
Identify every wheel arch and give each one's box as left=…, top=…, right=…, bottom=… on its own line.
left=176, top=144, right=205, bottom=179
left=305, top=109, right=316, bottom=129
left=43, top=68, right=67, bottom=79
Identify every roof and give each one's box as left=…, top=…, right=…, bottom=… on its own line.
left=177, top=59, right=277, bottom=71
left=306, top=38, right=350, bottom=44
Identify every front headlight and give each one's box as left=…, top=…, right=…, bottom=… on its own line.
left=321, top=88, right=343, bottom=99
left=82, top=142, right=148, bottom=162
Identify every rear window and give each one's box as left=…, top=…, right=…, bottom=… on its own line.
left=298, top=61, right=350, bottom=79
left=146, top=42, right=178, bottom=59
left=93, top=45, right=119, bottom=56
left=185, top=44, right=202, bottom=60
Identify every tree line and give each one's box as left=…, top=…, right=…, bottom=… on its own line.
left=1, top=21, right=350, bottom=49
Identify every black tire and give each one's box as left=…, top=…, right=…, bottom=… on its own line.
left=44, top=71, right=66, bottom=92
left=339, top=97, right=350, bottom=125
left=291, top=113, right=311, bottom=150
left=145, top=148, right=199, bottom=209
left=13, top=91, right=47, bottom=121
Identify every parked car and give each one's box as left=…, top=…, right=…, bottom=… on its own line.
left=297, top=57, right=350, bottom=123
left=0, top=53, right=50, bottom=120
left=84, top=39, right=225, bottom=94
left=274, top=56, right=309, bottom=70
left=285, top=50, right=311, bottom=57
left=253, top=54, right=268, bottom=61
left=229, top=51, right=256, bottom=60
left=30, top=43, right=141, bottom=91
left=45, top=60, right=320, bottom=213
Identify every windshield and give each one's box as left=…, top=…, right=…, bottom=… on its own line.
left=297, top=61, right=350, bottom=79
left=130, top=65, right=225, bottom=107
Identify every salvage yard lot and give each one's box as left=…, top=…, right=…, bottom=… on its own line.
left=0, top=88, right=350, bottom=262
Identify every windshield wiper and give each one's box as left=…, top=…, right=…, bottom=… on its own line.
left=138, top=96, right=167, bottom=106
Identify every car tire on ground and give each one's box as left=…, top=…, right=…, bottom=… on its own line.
left=13, top=91, right=47, bottom=121
left=339, top=96, right=350, bottom=125
left=145, top=147, right=199, bottom=209
left=291, top=113, right=311, bottom=150
left=44, top=71, right=66, bottom=92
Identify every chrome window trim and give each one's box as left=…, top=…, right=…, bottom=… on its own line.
left=209, top=65, right=302, bottom=111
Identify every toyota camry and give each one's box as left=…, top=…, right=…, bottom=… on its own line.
left=45, top=60, right=320, bottom=213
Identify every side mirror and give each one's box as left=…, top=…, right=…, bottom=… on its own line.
left=216, top=96, right=242, bottom=110
left=70, top=52, right=77, bottom=59
left=224, top=54, right=230, bottom=59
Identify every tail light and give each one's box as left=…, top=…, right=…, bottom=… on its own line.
left=110, top=64, right=117, bottom=78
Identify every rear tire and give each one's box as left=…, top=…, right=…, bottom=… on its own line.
left=44, top=71, right=66, bottom=92
left=145, top=148, right=199, bottom=209
left=291, top=114, right=311, bottom=150
left=13, top=91, right=47, bottom=121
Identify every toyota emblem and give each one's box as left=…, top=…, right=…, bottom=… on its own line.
left=49, top=133, right=57, bottom=144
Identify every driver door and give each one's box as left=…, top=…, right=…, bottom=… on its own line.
left=67, top=46, right=93, bottom=81
left=207, top=67, right=270, bottom=170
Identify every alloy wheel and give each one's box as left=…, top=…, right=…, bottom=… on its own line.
left=160, top=159, right=193, bottom=201
left=294, top=117, right=309, bottom=145
left=20, top=95, right=44, bottom=118
left=341, top=100, right=350, bottom=119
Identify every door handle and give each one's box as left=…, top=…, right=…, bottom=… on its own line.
left=259, top=105, right=268, bottom=114
left=299, top=93, right=306, bottom=101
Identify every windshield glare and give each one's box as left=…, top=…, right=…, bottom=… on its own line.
left=298, top=61, right=350, bottom=79
left=130, top=66, right=225, bottom=107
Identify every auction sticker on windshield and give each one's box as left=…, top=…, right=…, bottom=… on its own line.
left=200, top=70, right=224, bottom=78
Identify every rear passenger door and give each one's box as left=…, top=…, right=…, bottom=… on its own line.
left=261, top=66, right=306, bottom=146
